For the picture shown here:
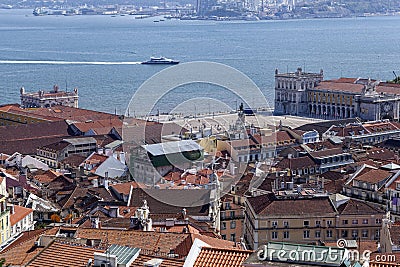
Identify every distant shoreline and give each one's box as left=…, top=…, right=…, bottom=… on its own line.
left=2, top=8, right=400, bottom=22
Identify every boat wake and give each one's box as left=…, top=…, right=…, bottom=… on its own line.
left=0, top=60, right=142, bottom=65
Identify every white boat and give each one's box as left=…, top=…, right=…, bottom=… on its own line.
left=141, top=57, right=179, bottom=65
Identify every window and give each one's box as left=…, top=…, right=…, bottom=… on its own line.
left=221, top=222, right=226, bottom=230
left=283, top=231, right=289, bottom=239
left=230, top=221, right=236, bottom=229
left=272, top=221, right=278, bottom=228
left=221, top=211, right=226, bottom=219
left=327, top=230, right=333, bottom=238
left=315, top=231, right=321, bottom=238
left=341, top=230, right=348, bottom=238
left=230, top=234, right=236, bottom=242
left=352, top=230, right=358, bottom=239
left=342, top=220, right=348, bottom=225
left=225, top=202, right=231, bottom=210
left=376, top=218, right=382, bottom=225
left=221, top=235, right=226, bottom=240
left=375, top=230, right=380, bottom=239
left=327, top=220, right=333, bottom=227
left=362, top=230, right=368, bottom=238
left=303, top=221, right=310, bottom=227
left=272, top=231, right=278, bottom=240
left=362, top=219, right=368, bottom=224
left=352, top=219, right=358, bottom=225
left=230, top=211, right=235, bottom=218
left=303, top=230, right=310, bottom=239
left=283, top=221, right=289, bottom=227
left=316, top=220, right=321, bottom=227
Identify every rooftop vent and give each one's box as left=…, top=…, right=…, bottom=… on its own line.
left=143, top=259, right=163, bottom=267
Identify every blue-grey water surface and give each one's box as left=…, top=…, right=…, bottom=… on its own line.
left=1, top=9, right=400, bottom=114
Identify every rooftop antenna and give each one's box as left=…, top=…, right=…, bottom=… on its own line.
left=65, top=79, right=68, bottom=92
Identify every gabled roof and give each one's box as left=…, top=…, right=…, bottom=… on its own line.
left=33, top=170, right=60, bottom=184
left=336, top=199, right=384, bottom=215
left=111, top=181, right=139, bottom=196
left=10, top=205, right=33, bottom=226
left=353, top=169, right=391, bottom=184
left=61, top=154, right=87, bottom=167
left=71, top=118, right=123, bottom=135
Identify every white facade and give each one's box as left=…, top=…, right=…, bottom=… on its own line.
left=10, top=205, right=35, bottom=237
left=274, top=68, right=324, bottom=116
left=20, top=85, right=78, bottom=108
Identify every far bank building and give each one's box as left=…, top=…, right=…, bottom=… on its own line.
left=274, top=68, right=400, bottom=121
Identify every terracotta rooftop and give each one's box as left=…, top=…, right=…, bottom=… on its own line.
left=353, top=168, right=391, bottom=184
left=10, top=205, right=33, bottom=226
left=75, top=228, right=188, bottom=256
left=193, top=247, right=252, bottom=267
left=366, top=148, right=396, bottom=161
left=316, top=81, right=364, bottom=93
left=128, top=187, right=211, bottom=216
left=83, top=153, right=108, bottom=165
left=247, top=194, right=336, bottom=216
left=309, top=147, right=346, bottom=159
left=71, top=118, right=123, bottom=135
left=0, top=104, right=119, bottom=123
left=27, top=240, right=104, bottom=267
left=33, top=170, right=60, bottom=184
left=336, top=199, right=384, bottom=215
left=0, top=228, right=58, bottom=266
left=111, top=181, right=139, bottom=196
left=277, top=156, right=316, bottom=170
left=61, top=154, right=87, bottom=167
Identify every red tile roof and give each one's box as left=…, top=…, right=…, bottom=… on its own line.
left=72, top=118, right=123, bottom=135
left=336, top=199, right=384, bottom=215
left=276, top=156, right=316, bottom=170
left=0, top=228, right=57, bottom=266
left=309, top=147, right=345, bottom=158
left=33, top=170, right=60, bottom=184
left=111, top=181, right=139, bottom=195
left=0, top=104, right=119, bottom=123
left=193, top=247, right=252, bottom=267
left=27, top=240, right=104, bottom=267
left=75, top=228, right=189, bottom=257
left=247, top=194, right=336, bottom=216
left=316, top=81, right=364, bottom=93
left=353, top=169, right=391, bottom=184
left=10, top=205, right=33, bottom=226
